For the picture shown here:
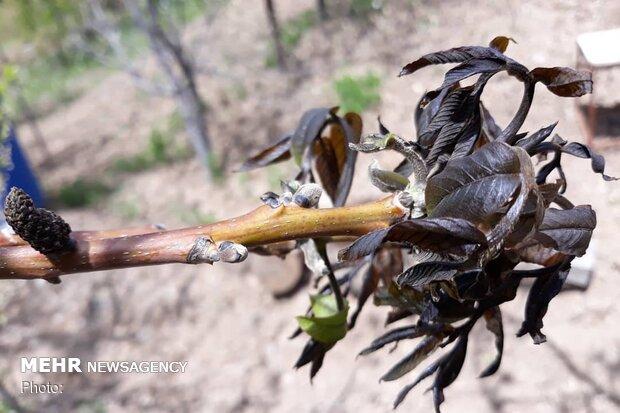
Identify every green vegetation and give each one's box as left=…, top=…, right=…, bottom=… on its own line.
left=14, top=53, right=104, bottom=115
left=112, top=112, right=189, bottom=173
left=266, top=10, right=318, bottom=68
left=1, top=0, right=215, bottom=115
left=176, top=207, right=216, bottom=226
left=56, top=178, right=113, bottom=208
left=333, top=72, right=381, bottom=113
left=350, top=0, right=384, bottom=18
left=113, top=199, right=141, bottom=220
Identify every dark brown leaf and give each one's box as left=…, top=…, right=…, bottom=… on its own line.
left=359, top=323, right=440, bottom=356
left=432, top=335, right=469, bottom=412
left=291, top=107, right=337, bottom=164
left=396, top=260, right=463, bottom=288
left=426, top=142, right=524, bottom=222
left=237, top=134, right=292, bottom=171
left=480, top=306, right=503, bottom=377
left=517, top=260, right=571, bottom=344
left=533, top=205, right=596, bottom=256
left=338, top=218, right=487, bottom=261
left=515, top=122, right=558, bottom=153
left=393, top=359, right=441, bottom=408
left=380, top=334, right=444, bottom=381
left=349, top=248, right=402, bottom=329
left=399, top=46, right=504, bottom=77
left=530, top=67, right=593, bottom=97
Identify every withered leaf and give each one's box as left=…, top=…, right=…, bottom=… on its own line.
left=338, top=218, right=487, bottom=261
left=359, top=323, right=437, bottom=356
left=396, top=260, right=463, bottom=288
left=479, top=101, right=502, bottom=142
left=426, top=141, right=528, bottom=224
left=349, top=248, right=402, bottom=329
left=380, top=334, right=444, bottom=382
left=238, top=134, right=292, bottom=171
left=393, top=359, right=441, bottom=408
left=431, top=335, right=469, bottom=412
left=291, top=107, right=337, bottom=164
left=399, top=46, right=505, bottom=77
left=559, top=140, right=618, bottom=182
left=517, top=260, right=571, bottom=344
left=489, top=36, right=516, bottom=53
left=533, top=205, right=596, bottom=256
left=430, top=58, right=506, bottom=97
left=515, top=122, right=558, bottom=153
left=480, top=306, right=503, bottom=378
left=530, top=67, right=593, bottom=97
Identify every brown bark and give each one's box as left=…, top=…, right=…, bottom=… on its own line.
left=0, top=197, right=404, bottom=280
left=264, top=0, right=287, bottom=70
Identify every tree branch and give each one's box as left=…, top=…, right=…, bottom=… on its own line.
left=0, top=197, right=404, bottom=280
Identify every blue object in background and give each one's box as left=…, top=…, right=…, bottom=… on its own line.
left=2, top=128, right=45, bottom=207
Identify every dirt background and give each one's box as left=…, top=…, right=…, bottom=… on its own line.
left=2, top=0, right=620, bottom=412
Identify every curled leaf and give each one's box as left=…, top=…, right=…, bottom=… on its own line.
left=489, top=36, right=516, bottom=53
left=238, top=135, right=292, bottom=171
left=480, top=306, right=503, bottom=378
left=530, top=67, right=593, bottom=97
left=517, top=260, right=571, bottom=344
left=532, top=205, right=596, bottom=256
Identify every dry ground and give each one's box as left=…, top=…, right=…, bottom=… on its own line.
left=2, top=0, right=620, bottom=412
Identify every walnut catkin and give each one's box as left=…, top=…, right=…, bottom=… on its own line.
left=4, top=187, right=74, bottom=254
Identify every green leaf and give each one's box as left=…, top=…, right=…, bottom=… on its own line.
left=296, top=294, right=349, bottom=344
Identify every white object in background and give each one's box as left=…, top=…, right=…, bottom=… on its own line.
left=577, top=28, right=620, bottom=68
left=566, top=240, right=596, bottom=291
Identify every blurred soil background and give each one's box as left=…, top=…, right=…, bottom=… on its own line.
left=0, top=0, right=619, bottom=412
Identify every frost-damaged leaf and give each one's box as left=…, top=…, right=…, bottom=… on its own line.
left=428, top=58, right=506, bottom=97
left=489, top=36, right=516, bottom=53
left=480, top=306, right=503, bottom=378
left=533, top=206, right=596, bottom=256
left=291, top=107, right=337, bottom=164
left=358, top=323, right=440, bottom=356
left=333, top=112, right=363, bottom=206
left=517, top=260, right=571, bottom=344
left=399, top=46, right=505, bottom=77
left=530, top=67, right=592, bottom=97
left=418, top=87, right=471, bottom=147
left=393, top=360, right=441, bottom=409
left=452, top=269, right=489, bottom=300
left=558, top=140, right=618, bottom=182
left=480, top=101, right=502, bottom=142
left=415, top=87, right=452, bottom=138
left=538, top=179, right=563, bottom=207
left=294, top=338, right=334, bottom=381
left=426, top=141, right=526, bottom=223
left=396, top=260, right=463, bottom=288
left=314, top=113, right=363, bottom=206
left=380, top=334, right=444, bottom=382
left=349, top=248, right=402, bottom=329
left=485, top=147, right=541, bottom=250
left=515, top=122, right=558, bottom=153
left=338, top=218, right=487, bottom=261
left=237, top=134, right=292, bottom=171
left=296, top=293, right=349, bottom=344
left=431, top=335, right=469, bottom=413
left=516, top=243, right=566, bottom=267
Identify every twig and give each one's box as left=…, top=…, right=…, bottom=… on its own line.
left=0, top=197, right=404, bottom=280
